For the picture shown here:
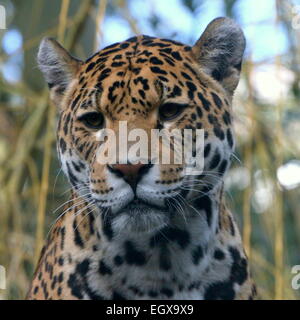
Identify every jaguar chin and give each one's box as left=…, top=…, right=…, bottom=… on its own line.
left=110, top=198, right=171, bottom=234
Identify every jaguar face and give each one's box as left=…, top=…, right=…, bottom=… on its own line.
left=38, top=18, right=245, bottom=233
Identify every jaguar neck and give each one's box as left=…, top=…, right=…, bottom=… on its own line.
left=66, top=186, right=223, bottom=270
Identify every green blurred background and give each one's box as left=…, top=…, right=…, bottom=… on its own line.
left=0, top=0, right=300, bottom=299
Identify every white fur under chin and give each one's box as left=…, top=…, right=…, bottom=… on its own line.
left=111, top=204, right=170, bottom=235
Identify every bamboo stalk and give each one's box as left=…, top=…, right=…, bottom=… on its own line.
left=120, top=0, right=141, bottom=34
left=34, top=0, right=71, bottom=263
left=274, top=0, right=285, bottom=300
left=66, top=0, right=94, bottom=51
left=58, top=0, right=70, bottom=43
left=34, top=101, right=55, bottom=263
left=242, top=60, right=254, bottom=259
left=93, top=0, right=107, bottom=51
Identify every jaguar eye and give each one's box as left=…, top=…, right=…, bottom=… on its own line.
left=159, top=103, right=187, bottom=121
left=78, top=112, right=104, bottom=129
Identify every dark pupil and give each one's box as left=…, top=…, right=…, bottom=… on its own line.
left=82, top=112, right=103, bottom=128
left=160, top=104, right=180, bottom=119
left=88, top=114, right=100, bottom=124
left=164, top=105, right=177, bottom=116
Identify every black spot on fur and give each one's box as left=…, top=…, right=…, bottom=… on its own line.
left=63, top=113, right=71, bottom=135
left=223, top=111, right=231, bottom=125
left=169, top=85, right=182, bottom=98
left=181, top=71, right=192, bottom=80
left=58, top=256, right=64, bottom=266
left=136, top=58, right=148, bottom=64
left=218, top=160, right=228, bottom=175
left=114, top=255, right=124, bottom=266
left=60, top=226, right=65, bottom=250
left=77, top=259, right=90, bottom=276
left=150, top=227, right=190, bottom=249
left=58, top=272, right=64, bottom=283
left=211, top=92, right=223, bottom=109
left=72, top=161, right=82, bottom=173
left=204, top=143, right=211, bottom=158
left=228, top=216, right=235, bottom=236
left=150, top=57, right=163, bottom=65
left=120, top=42, right=130, bottom=49
left=101, top=47, right=122, bottom=57
left=161, top=287, right=174, bottom=297
left=112, top=291, right=127, bottom=300
left=71, top=94, right=82, bottom=110
left=67, top=260, right=88, bottom=299
left=214, top=249, right=225, bottom=260
left=66, top=162, right=79, bottom=186
left=59, top=138, right=67, bottom=154
left=186, top=81, right=197, bottom=100
left=235, top=61, right=242, bottom=71
left=150, top=66, right=167, bottom=75
left=72, top=219, right=84, bottom=248
left=138, top=89, right=145, bottom=99
left=159, top=248, right=172, bottom=271
left=194, top=195, right=212, bottom=227
left=66, top=258, right=105, bottom=300
left=196, top=106, right=203, bottom=118
left=113, top=54, right=122, bottom=60
left=210, top=151, right=221, bottom=169
left=204, top=246, right=248, bottom=299
left=226, top=129, right=234, bottom=148
left=211, top=69, right=222, bottom=81
left=98, top=68, right=112, bottom=82
left=214, top=126, right=225, bottom=140
left=88, top=213, right=95, bottom=235
left=197, top=92, right=210, bottom=111
left=148, top=290, right=158, bottom=298
left=86, top=62, right=96, bottom=72
left=102, top=214, right=114, bottom=240
left=229, top=247, right=248, bottom=285
left=99, top=260, right=112, bottom=276
left=124, top=241, right=146, bottom=266
left=111, top=61, right=126, bottom=67
left=192, top=245, right=204, bottom=265
left=171, top=51, right=182, bottom=61
left=204, top=281, right=235, bottom=300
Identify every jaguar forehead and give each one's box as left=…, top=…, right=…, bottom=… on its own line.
left=74, top=37, right=195, bottom=117
left=82, top=35, right=190, bottom=80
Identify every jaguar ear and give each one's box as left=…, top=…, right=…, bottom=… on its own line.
left=192, top=17, right=246, bottom=95
left=37, top=37, right=82, bottom=105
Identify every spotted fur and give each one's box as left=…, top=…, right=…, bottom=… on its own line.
left=27, top=17, right=257, bottom=300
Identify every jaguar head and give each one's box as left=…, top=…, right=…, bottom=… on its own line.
left=38, top=17, right=245, bottom=233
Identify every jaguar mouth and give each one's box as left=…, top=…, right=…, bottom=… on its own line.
left=114, top=196, right=170, bottom=233
left=121, top=197, right=168, bottom=215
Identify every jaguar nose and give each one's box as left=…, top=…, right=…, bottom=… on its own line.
left=108, top=162, right=152, bottom=192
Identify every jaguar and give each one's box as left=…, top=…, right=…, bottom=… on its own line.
left=27, top=17, right=257, bottom=300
